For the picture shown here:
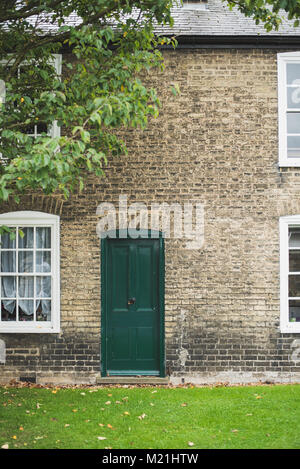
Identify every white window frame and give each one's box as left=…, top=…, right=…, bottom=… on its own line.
left=280, top=215, right=300, bottom=333
left=0, top=54, right=61, bottom=139
left=278, top=51, right=300, bottom=167
left=0, top=211, right=60, bottom=333
left=47, top=54, right=61, bottom=139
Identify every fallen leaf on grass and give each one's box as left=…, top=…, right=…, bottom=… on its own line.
left=98, top=423, right=104, bottom=427
left=72, top=409, right=78, bottom=412
left=231, top=429, right=239, bottom=433
left=138, top=413, right=147, bottom=420
left=188, top=441, right=194, bottom=446
left=64, top=424, right=70, bottom=428
left=181, top=403, right=187, bottom=407
left=124, top=412, right=130, bottom=416
left=11, top=436, right=17, bottom=440
left=19, top=427, right=24, bottom=431
left=115, top=401, right=122, bottom=404
left=105, top=401, right=111, bottom=405
left=107, top=424, right=114, bottom=429
left=256, top=396, right=263, bottom=399
left=1, top=444, right=9, bottom=449
left=97, top=436, right=107, bottom=440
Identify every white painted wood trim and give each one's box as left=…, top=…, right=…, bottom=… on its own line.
left=280, top=215, right=300, bottom=333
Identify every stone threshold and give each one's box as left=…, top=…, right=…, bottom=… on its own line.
left=96, top=376, right=170, bottom=385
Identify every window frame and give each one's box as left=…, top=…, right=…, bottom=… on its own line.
left=46, top=54, right=61, bottom=139
left=278, top=51, right=300, bottom=167
left=280, top=215, right=300, bottom=333
left=0, top=211, right=60, bottom=333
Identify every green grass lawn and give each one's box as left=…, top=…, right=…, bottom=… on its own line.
left=0, top=384, right=300, bottom=449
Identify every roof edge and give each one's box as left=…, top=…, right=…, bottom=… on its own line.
left=163, top=35, right=300, bottom=48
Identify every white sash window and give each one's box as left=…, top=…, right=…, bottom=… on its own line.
left=0, top=211, right=60, bottom=333
left=280, top=215, right=300, bottom=332
left=278, top=52, right=300, bottom=167
left=0, top=54, right=61, bottom=139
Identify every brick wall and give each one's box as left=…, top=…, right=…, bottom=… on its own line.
left=1, top=48, right=300, bottom=384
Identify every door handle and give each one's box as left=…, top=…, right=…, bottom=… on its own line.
left=128, top=297, right=136, bottom=305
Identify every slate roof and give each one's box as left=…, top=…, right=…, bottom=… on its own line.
left=21, top=0, right=300, bottom=44
left=157, top=0, right=300, bottom=37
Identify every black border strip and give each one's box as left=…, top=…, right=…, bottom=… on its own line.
left=162, top=35, right=300, bottom=49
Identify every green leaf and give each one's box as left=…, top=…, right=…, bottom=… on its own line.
left=80, top=130, right=90, bottom=143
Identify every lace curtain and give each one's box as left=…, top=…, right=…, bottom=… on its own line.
left=1, top=227, right=51, bottom=319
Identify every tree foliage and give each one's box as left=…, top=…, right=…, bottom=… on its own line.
left=226, top=0, right=300, bottom=30
left=0, top=0, right=299, bottom=204
left=0, top=0, right=175, bottom=202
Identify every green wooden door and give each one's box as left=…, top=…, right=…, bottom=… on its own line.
left=101, top=234, right=164, bottom=376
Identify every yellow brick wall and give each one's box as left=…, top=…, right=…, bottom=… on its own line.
left=1, top=48, right=300, bottom=384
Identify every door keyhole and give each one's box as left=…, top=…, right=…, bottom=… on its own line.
left=128, top=297, right=136, bottom=305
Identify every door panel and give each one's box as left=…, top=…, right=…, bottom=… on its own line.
left=103, top=237, right=163, bottom=376
left=136, top=327, right=156, bottom=360
left=111, top=327, right=130, bottom=360
left=111, top=244, right=130, bottom=311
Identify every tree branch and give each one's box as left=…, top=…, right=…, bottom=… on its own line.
left=0, top=0, right=69, bottom=23
left=0, top=0, right=146, bottom=56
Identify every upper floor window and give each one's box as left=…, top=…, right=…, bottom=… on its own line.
left=278, top=52, right=300, bottom=167
left=0, top=54, right=61, bottom=140
left=280, top=215, right=300, bottom=332
left=0, top=211, right=60, bottom=333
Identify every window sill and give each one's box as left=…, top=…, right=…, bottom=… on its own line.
left=0, top=324, right=60, bottom=333
left=280, top=325, right=300, bottom=333
left=278, top=161, right=300, bottom=167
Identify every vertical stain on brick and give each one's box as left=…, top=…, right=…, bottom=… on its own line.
left=178, top=309, right=189, bottom=368
left=0, top=340, right=6, bottom=364
left=179, top=347, right=189, bottom=368
left=291, top=339, right=300, bottom=363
